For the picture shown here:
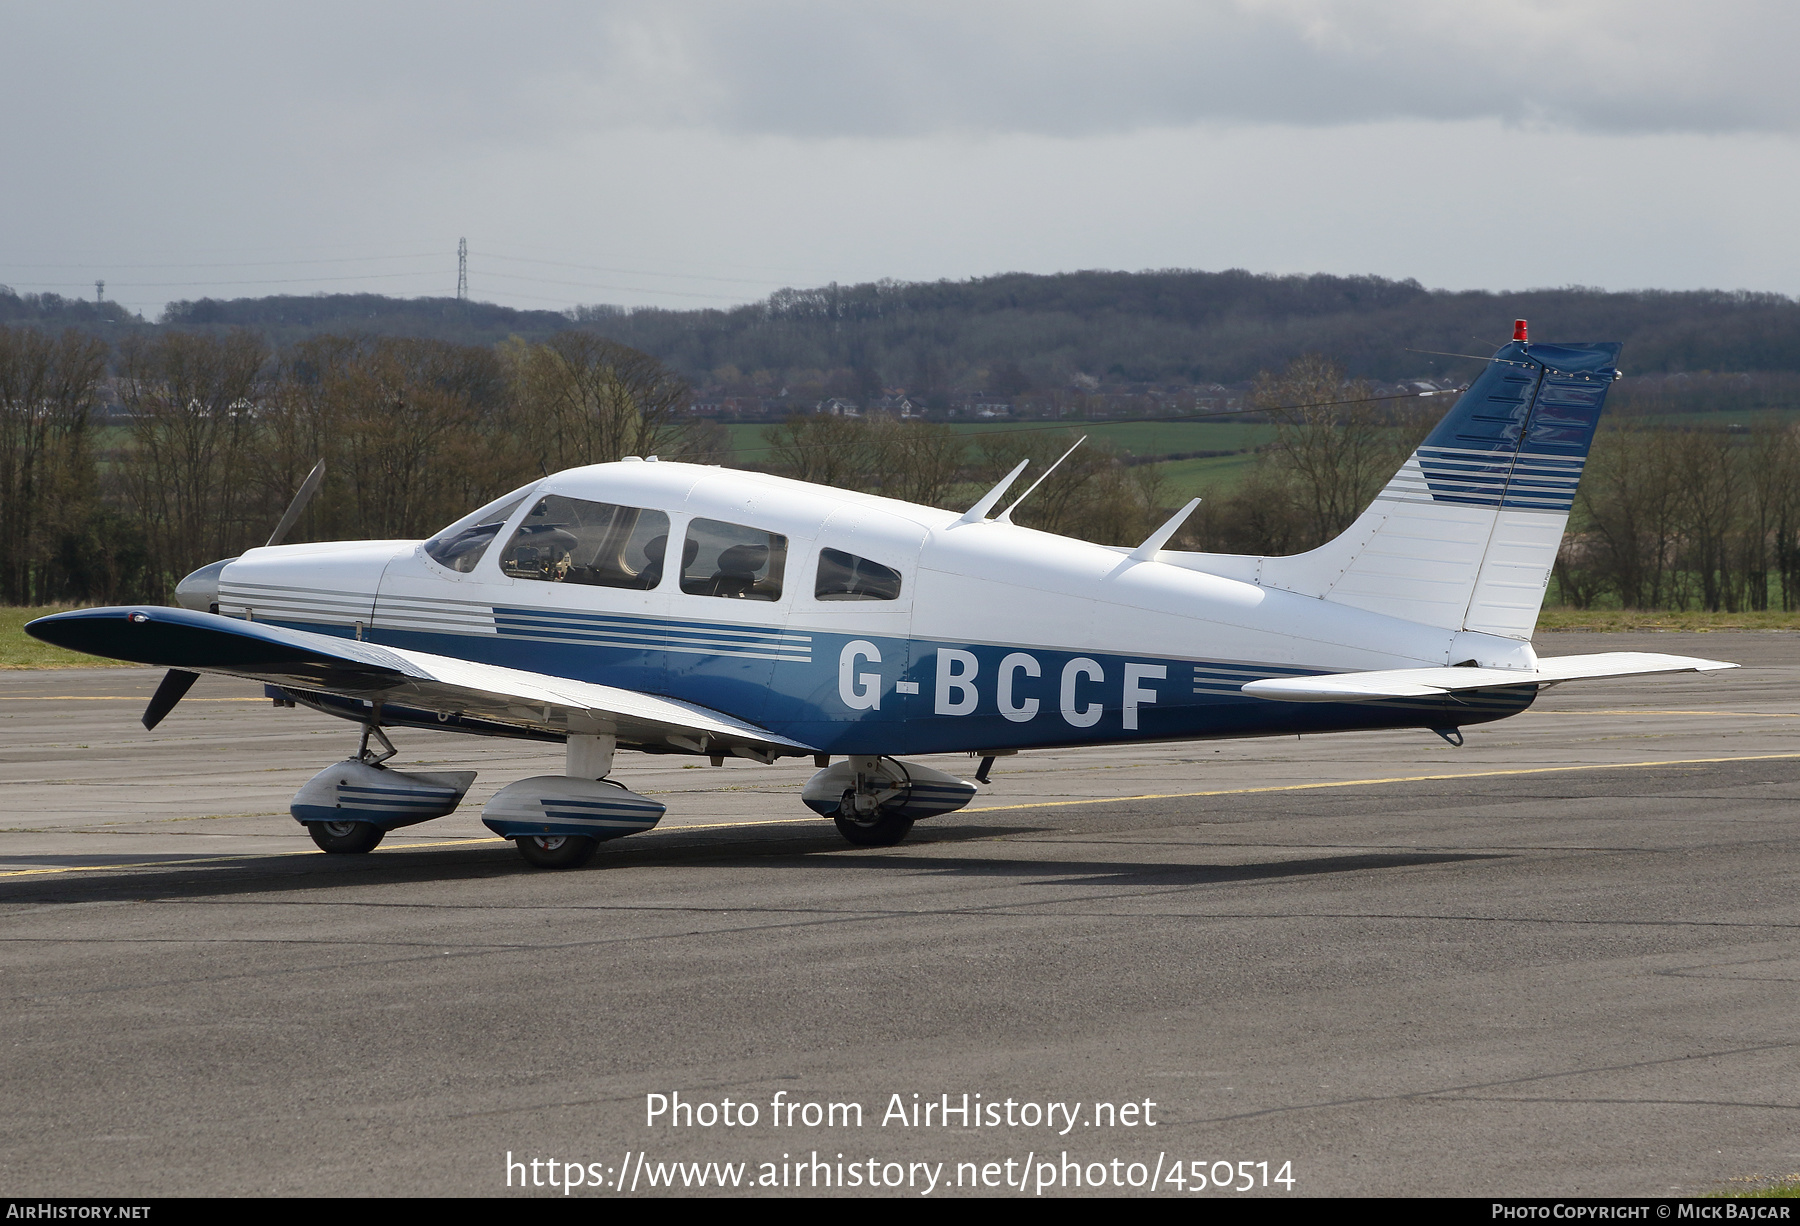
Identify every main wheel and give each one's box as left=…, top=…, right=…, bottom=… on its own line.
left=308, top=820, right=385, bottom=854
left=832, top=793, right=914, bottom=847
left=514, top=834, right=599, bottom=869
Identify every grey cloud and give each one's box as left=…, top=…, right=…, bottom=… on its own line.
left=570, top=1, right=1800, bottom=138
left=4, top=0, right=1796, bottom=172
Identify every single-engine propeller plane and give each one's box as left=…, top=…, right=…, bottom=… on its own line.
left=28, top=327, right=1736, bottom=868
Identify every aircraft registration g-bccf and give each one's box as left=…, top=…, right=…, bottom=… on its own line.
left=29, top=328, right=1735, bottom=868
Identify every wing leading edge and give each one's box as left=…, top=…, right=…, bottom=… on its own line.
left=25, top=606, right=817, bottom=755
left=1240, top=651, right=1737, bottom=703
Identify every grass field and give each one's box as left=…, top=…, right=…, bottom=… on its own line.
left=722, top=419, right=1273, bottom=463
left=1144, top=451, right=1264, bottom=501
left=0, top=607, right=142, bottom=669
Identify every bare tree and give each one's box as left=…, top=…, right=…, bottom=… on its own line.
left=117, top=329, right=268, bottom=596
left=862, top=416, right=964, bottom=506
left=1251, top=355, right=1411, bottom=549
left=0, top=326, right=107, bottom=603
left=503, top=332, right=694, bottom=469
left=1572, top=425, right=1684, bottom=609
left=329, top=338, right=507, bottom=540
left=762, top=413, right=875, bottom=489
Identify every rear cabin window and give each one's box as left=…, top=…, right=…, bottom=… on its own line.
left=423, top=491, right=530, bottom=573
left=814, top=548, right=903, bottom=601
left=498, top=495, right=670, bottom=589
left=681, top=518, right=787, bottom=601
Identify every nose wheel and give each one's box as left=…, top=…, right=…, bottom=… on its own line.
left=514, top=834, right=599, bottom=869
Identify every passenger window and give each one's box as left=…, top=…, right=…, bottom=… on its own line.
left=681, top=518, right=787, bottom=601
left=815, top=548, right=903, bottom=601
left=498, top=495, right=670, bottom=589
left=423, top=490, right=530, bottom=573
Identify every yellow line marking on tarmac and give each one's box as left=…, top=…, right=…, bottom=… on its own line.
left=383, top=818, right=820, bottom=854
left=6, top=752, right=1798, bottom=880
left=0, top=819, right=831, bottom=877
left=1591, top=709, right=1800, bottom=716
left=1549, top=709, right=1800, bottom=718
left=1, top=696, right=264, bottom=702
left=964, top=751, right=1800, bottom=814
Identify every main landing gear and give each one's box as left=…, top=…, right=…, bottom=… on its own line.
left=513, top=833, right=599, bottom=869
left=802, top=756, right=979, bottom=847
left=479, top=734, right=667, bottom=869
left=308, top=819, right=385, bottom=854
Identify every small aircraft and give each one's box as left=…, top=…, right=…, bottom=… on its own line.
left=28, top=326, right=1735, bottom=868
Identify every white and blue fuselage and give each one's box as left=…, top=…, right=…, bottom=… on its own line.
left=214, top=456, right=1538, bottom=757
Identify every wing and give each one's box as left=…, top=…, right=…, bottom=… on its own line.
left=1240, top=651, right=1737, bottom=703
left=26, top=606, right=817, bottom=756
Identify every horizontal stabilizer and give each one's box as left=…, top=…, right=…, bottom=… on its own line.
left=1241, top=651, right=1737, bottom=703
left=26, top=606, right=818, bottom=755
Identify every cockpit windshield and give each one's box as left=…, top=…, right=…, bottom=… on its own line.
left=498, top=495, right=670, bottom=589
left=422, top=487, right=532, bottom=573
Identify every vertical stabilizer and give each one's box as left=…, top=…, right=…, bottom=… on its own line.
left=1206, top=339, right=1621, bottom=639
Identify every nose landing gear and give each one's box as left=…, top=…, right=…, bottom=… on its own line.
left=290, top=723, right=477, bottom=854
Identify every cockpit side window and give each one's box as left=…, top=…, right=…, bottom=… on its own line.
left=498, top=495, right=670, bottom=589
left=423, top=491, right=530, bottom=574
left=680, top=518, right=787, bottom=601
left=814, top=548, right=903, bottom=601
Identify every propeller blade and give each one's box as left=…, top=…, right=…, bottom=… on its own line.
left=143, top=669, right=200, bottom=730
left=266, top=459, right=326, bottom=548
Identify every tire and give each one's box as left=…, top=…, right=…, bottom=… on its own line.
left=832, top=794, right=914, bottom=847
left=308, top=820, right=385, bottom=854
left=515, top=834, right=599, bottom=869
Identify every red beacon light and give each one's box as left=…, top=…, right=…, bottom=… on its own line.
left=1513, top=319, right=1529, bottom=342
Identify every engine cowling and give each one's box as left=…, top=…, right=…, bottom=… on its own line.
left=801, top=757, right=977, bottom=821
left=290, top=760, right=477, bottom=829
left=481, top=776, right=666, bottom=841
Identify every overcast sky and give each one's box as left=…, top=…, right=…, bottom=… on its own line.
left=3, top=1, right=1796, bottom=317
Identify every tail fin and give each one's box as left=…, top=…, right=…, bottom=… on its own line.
left=1185, top=339, right=1621, bottom=639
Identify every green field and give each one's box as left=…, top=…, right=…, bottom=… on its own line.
left=0, top=607, right=141, bottom=669
left=722, top=419, right=1273, bottom=464
left=1143, top=451, right=1264, bottom=500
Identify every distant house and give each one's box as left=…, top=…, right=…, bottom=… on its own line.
left=815, top=397, right=860, bottom=416
left=866, top=394, right=920, bottom=418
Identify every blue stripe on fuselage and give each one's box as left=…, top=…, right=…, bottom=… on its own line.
left=302, top=612, right=1535, bottom=756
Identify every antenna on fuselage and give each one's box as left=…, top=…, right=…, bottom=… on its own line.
left=1128, top=497, right=1202, bottom=561
left=997, top=436, right=1086, bottom=524
left=955, top=458, right=1031, bottom=525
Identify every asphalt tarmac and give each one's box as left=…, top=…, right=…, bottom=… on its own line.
left=2, top=631, right=1797, bottom=1198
